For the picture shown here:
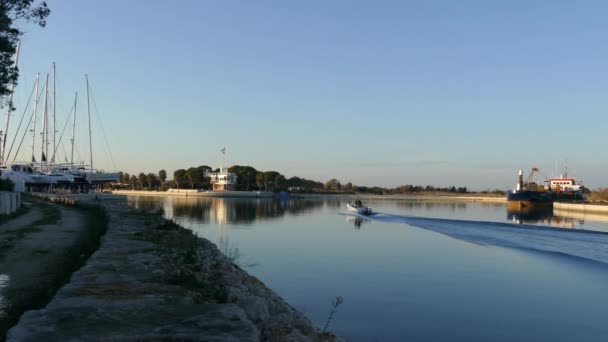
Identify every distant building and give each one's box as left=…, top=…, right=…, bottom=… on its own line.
left=206, top=168, right=237, bottom=191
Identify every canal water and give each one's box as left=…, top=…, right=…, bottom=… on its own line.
left=124, top=196, right=608, bottom=341
left=2, top=196, right=602, bottom=341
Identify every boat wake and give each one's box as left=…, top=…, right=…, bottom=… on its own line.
left=344, top=212, right=608, bottom=265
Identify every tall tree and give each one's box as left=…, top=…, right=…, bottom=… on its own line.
left=145, top=173, right=158, bottom=190
left=0, top=1, right=50, bottom=100
left=325, top=179, right=340, bottom=191
left=129, top=175, right=137, bottom=190
left=228, top=165, right=257, bottom=191
left=173, top=169, right=187, bottom=189
left=138, top=172, right=146, bottom=189
left=158, top=169, right=167, bottom=184
left=256, top=172, right=265, bottom=190
left=263, top=171, right=280, bottom=191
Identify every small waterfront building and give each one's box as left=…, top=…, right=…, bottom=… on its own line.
left=206, top=168, right=237, bottom=191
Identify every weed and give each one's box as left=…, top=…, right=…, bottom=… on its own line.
left=323, top=296, right=344, bottom=332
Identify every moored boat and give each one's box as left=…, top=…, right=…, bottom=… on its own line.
left=506, top=168, right=556, bottom=210
left=549, top=163, right=585, bottom=202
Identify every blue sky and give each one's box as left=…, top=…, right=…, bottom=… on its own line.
left=9, top=0, right=608, bottom=190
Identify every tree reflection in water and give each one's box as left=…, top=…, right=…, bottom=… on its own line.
left=126, top=196, right=325, bottom=225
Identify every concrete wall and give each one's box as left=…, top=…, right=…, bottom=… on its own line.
left=554, top=202, right=608, bottom=214
left=0, top=191, right=21, bottom=215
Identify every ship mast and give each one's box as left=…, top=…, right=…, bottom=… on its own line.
left=52, top=62, right=56, bottom=164
left=41, top=74, right=49, bottom=169
left=70, top=92, right=77, bottom=167
left=86, top=74, right=93, bottom=170
left=1, top=41, right=21, bottom=165
left=31, top=73, right=40, bottom=163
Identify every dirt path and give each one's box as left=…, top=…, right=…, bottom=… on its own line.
left=0, top=198, right=104, bottom=341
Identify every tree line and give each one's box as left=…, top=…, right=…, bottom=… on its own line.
left=111, top=165, right=477, bottom=195
left=112, top=165, right=324, bottom=193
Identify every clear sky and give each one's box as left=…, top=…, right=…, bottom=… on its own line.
left=8, top=0, right=608, bottom=190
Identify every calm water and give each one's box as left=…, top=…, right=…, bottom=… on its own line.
left=126, top=196, right=608, bottom=341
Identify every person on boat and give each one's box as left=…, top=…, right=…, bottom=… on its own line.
left=355, top=199, right=362, bottom=207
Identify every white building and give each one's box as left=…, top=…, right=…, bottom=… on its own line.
left=206, top=168, right=237, bottom=191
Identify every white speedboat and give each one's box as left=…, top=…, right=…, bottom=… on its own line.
left=347, top=202, right=373, bottom=215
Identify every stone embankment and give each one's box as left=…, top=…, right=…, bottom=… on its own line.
left=7, top=199, right=343, bottom=341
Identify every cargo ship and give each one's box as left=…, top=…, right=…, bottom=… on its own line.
left=506, top=168, right=556, bottom=210
left=548, top=163, right=585, bottom=202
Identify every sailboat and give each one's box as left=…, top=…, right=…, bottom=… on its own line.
left=68, top=75, right=119, bottom=184
left=1, top=60, right=118, bottom=190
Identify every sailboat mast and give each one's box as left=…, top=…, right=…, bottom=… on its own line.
left=52, top=62, right=56, bottom=164
left=71, top=92, right=77, bottom=167
left=1, top=40, right=21, bottom=165
left=86, top=74, right=93, bottom=170
left=41, top=74, right=49, bottom=167
left=31, top=73, right=40, bottom=163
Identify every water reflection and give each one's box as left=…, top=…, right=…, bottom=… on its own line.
left=346, top=215, right=369, bottom=229
left=396, top=201, right=469, bottom=211
left=127, top=196, right=325, bottom=225
left=0, top=274, right=8, bottom=318
left=507, top=208, right=584, bottom=229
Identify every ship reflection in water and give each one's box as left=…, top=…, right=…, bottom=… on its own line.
left=126, top=196, right=325, bottom=225
left=507, top=208, right=584, bottom=229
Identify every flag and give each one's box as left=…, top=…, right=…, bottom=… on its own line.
left=32, top=156, right=36, bottom=163
left=221, top=147, right=226, bottom=155
left=41, top=152, right=47, bottom=162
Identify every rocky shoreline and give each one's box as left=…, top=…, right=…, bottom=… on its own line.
left=7, top=199, right=343, bottom=341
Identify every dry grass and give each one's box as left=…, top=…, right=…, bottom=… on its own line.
left=588, top=188, right=608, bottom=202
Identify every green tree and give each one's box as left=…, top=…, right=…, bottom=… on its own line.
left=146, top=173, right=158, bottom=190
left=228, top=165, right=258, bottom=191
left=138, top=172, right=146, bottom=189
left=274, top=174, right=286, bottom=192
left=129, top=175, right=137, bottom=190
left=120, top=172, right=130, bottom=185
left=173, top=169, right=187, bottom=189
left=0, top=1, right=50, bottom=100
left=324, top=179, right=340, bottom=191
left=195, top=165, right=212, bottom=189
left=256, top=172, right=265, bottom=190
left=158, top=169, right=167, bottom=184
left=263, top=171, right=280, bottom=191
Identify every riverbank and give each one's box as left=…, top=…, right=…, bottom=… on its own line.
left=6, top=196, right=343, bottom=341
left=0, top=196, right=107, bottom=341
